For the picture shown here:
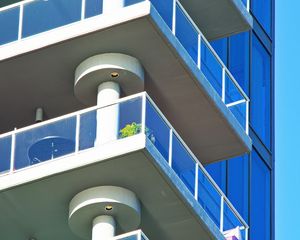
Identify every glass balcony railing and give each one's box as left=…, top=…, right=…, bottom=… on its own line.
left=0, top=92, right=249, bottom=239
left=0, top=0, right=249, bottom=134
left=113, top=229, right=149, bottom=240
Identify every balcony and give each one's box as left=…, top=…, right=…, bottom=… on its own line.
left=0, top=93, right=248, bottom=240
left=179, top=0, right=253, bottom=40
left=0, top=0, right=251, bottom=163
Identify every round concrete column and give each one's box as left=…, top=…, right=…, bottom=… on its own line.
left=103, top=0, right=125, bottom=13
left=74, top=53, right=144, bottom=146
left=92, top=215, right=116, bottom=240
left=96, top=81, right=120, bottom=146
left=68, top=186, right=141, bottom=240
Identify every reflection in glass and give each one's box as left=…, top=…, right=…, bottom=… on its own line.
left=0, top=7, right=19, bottom=45
left=175, top=4, right=198, bottom=64
left=251, top=34, right=271, bottom=148
left=0, top=136, right=11, bottom=173
left=22, top=0, right=81, bottom=37
left=172, top=134, right=195, bottom=194
left=14, top=117, right=76, bottom=170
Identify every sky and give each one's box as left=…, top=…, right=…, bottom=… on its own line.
left=275, top=0, right=300, bottom=238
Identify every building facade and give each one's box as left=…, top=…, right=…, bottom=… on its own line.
left=0, top=0, right=273, bottom=240
left=206, top=1, right=274, bottom=240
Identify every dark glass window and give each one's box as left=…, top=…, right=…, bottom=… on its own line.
left=227, top=155, right=249, bottom=222
left=229, top=32, right=249, bottom=94
left=205, top=161, right=226, bottom=193
left=250, top=150, right=271, bottom=240
left=210, top=38, right=228, bottom=65
left=251, top=34, right=271, bottom=149
left=251, top=0, right=272, bottom=36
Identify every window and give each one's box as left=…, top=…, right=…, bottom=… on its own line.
left=227, top=155, right=249, bottom=221
left=229, top=32, right=249, bottom=94
left=251, top=0, right=272, bottom=36
left=250, top=150, right=271, bottom=240
left=251, top=34, right=271, bottom=149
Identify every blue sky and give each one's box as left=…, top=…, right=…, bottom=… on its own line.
left=275, top=0, right=300, bottom=238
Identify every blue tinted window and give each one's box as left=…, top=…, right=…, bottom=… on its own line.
left=229, top=32, right=249, bottom=94
left=251, top=35, right=271, bottom=149
left=22, top=0, right=81, bottom=38
left=0, top=7, right=19, bottom=45
left=227, top=155, right=249, bottom=221
left=210, top=38, right=227, bottom=65
left=251, top=0, right=272, bottom=35
left=205, top=161, right=226, bottom=193
left=0, top=136, right=11, bottom=173
left=250, top=150, right=270, bottom=240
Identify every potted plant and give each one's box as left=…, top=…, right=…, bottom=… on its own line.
left=119, top=122, right=155, bottom=143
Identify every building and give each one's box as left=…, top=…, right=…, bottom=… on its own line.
left=0, top=0, right=273, bottom=240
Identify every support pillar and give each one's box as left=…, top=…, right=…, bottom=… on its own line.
left=92, top=215, right=116, bottom=240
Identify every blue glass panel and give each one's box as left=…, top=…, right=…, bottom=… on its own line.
left=223, top=200, right=242, bottom=232
left=210, top=38, right=227, bottom=65
left=229, top=32, right=249, bottom=94
left=14, top=117, right=76, bottom=170
left=79, top=110, right=97, bottom=151
left=198, top=166, right=221, bottom=227
left=124, top=0, right=144, bottom=6
left=201, top=42, right=222, bottom=97
left=146, top=100, right=170, bottom=161
left=119, top=97, right=142, bottom=138
left=225, top=73, right=243, bottom=105
left=22, top=0, right=81, bottom=38
left=0, top=7, right=19, bottom=45
left=85, top=0, right=103, bottom=18
left=228, top=102, right=246, bottom=130
left=251, top=0, right=271, bottom=36
left=118, top=235, right=138, bottom=240
left=0, top=136, right=11, bottom=173
left=228, top=155, right=249, bottom=222
left=250, top=150, right=271, bottom=240
left=205, top=161, right=226, bottom=192
left=175, top=4, right=198, bottom=65
left=172, top=134, right=195, bottom=194
left=150, top=0, right=173, bottom=29
left=251, top=35, right=271, bottom=148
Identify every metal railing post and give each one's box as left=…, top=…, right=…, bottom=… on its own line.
left=220, top=195, right=224, bottom=232
left=197, top=34, right=201, bottom=69
left=194, top=163, right=199, bottom=200
left=75, top=114, right=80, bottom=153
left=222, top=67, right=226, bottom=103
left=18, top=3, right=24, bottom=40
left=10, top=128, right=17, bottom=173
left=81, top=0, right=86, bottom=20
left=172, top=0, right=176, bottom=35
left=168, top=129, right=173, bottom=167
left=246, top=100, right=249, bottom=135
left=141, top=92, right=147, bottom=136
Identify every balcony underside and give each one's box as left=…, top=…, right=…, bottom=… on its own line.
left=0, top=2, right=250, bottom=164
left=180, top=0, right=253, bottom=40
left=0, top=135, right=224, bottom=240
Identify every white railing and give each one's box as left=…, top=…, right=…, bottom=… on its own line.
left=0, top=92, right=248, bottom=239
left=113, top=229, right=149, bottom=240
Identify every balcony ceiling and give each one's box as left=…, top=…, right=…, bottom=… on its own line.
left=0, top=2, right=250, bottom=164
left=180, top=0, right=253, bottom=40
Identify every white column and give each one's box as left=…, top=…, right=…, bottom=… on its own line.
left=103, top=0, right=125, bottom=13
left=92, top=215, right=116, bottom=240
left=95, top=81, right=120, bottom=146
